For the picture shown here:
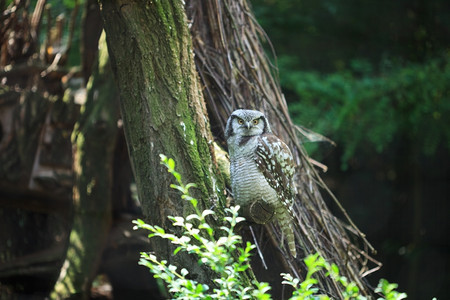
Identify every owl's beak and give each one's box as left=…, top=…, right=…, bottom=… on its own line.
left=246, top=122, right=252, bottom=130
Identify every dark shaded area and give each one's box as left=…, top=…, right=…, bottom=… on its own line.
left=320, top=145, right=450, bottom=299
left=253, top=0, right=450, bottom=72
left=0, top=1, right=161, bottom=298
left=252, top=0, right=450, bottom=298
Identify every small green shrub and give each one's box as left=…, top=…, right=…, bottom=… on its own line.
left=375, top=279, right=407, bottom=300
left=133, top=154, right=270, bottom=299
left=134, top=155, right=409, bottom=299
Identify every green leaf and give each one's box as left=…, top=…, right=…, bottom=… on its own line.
left=167, top=158, right=175, bottom=170
left=195, top=283, right=204, bottom=293
left=170, top=184, right=185, bottom=193
left=180, top=268, right=189, bottom=276
left=202, top=209, right=215, bottom=217
left=185, top=182, right=197, bottom=190
left=330, top=263, right=339, bottom=276
left=186, top=214, right=201, bottom=221
left=173, top=247, right=182, bottom=255
left=154, top=226, right=165, bottom=234
left=173, top=172, right=181, bottom=183
left=304, top=253, right=316, bottom=265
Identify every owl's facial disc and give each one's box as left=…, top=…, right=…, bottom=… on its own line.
left=236, top=117, right=251, bottom=130
left=235, top=117, right=262, bottom=136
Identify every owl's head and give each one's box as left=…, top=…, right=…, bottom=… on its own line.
left=224, top=109, right=272, bottom=140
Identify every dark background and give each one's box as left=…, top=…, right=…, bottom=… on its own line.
left=252, top=0, right=450, bottom=299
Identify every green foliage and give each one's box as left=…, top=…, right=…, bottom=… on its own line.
left=375, top=279, right=407, bottom=300
left=282, top=253, right=409, bottom=300
left=134, top=155, right=409, bottom=299
left=133, top=154, right=268, bottom=299
left=281, top=254, right=329, bottom=299
left=283, top=255, right=351, bottom=300
left=282, top=55, right=450, bottom=168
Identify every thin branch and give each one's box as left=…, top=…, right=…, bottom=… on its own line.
left=249, top=225, right=268, bottom=270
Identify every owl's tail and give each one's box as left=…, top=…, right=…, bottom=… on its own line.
left=286, top=224, right=297, bottom=258
left=278, top=212, right=297, bottom=258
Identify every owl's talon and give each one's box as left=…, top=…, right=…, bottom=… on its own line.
left=249, top=199, right=275, bottom=224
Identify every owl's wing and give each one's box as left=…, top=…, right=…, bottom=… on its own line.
left=254, top=133, right=296, bottom=210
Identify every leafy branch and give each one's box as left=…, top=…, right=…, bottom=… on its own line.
left=134, top=155, right=410, bottom=300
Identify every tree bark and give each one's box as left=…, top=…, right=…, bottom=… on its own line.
left=50, top=33, right=118, bottom=300
left=99, top=0, right=241, bottom=286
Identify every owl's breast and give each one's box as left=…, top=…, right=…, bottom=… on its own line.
left=230, top=155, right=277, bottom=207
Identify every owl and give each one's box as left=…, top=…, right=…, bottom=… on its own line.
left=225, top=109, right=297, bottom=257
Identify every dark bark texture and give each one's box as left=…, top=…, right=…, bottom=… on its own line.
left=99, top=0, right=235, bottom=286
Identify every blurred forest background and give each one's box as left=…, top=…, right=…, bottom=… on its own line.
left=1, top=0, right=449, bottom=299
left=252, top=0, right=450, bottom=299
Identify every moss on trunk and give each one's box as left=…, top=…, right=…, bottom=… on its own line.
left=99, top=0, right=250, bottom=287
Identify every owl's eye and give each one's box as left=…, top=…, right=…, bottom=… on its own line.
left=252, top=119, right=259, bottom=125
left=237, top=119, right=244, bottom=125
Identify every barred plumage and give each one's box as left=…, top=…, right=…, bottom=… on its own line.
left=225, top=109, right=297, bottom=257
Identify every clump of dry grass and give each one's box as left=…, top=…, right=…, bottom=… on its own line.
left=187, top=0, right=381, bottom=298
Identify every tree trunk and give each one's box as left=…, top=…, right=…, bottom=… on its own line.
left=50, top=33, right=118, bottom=300
left=99, top=0, right=246, bottom=286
